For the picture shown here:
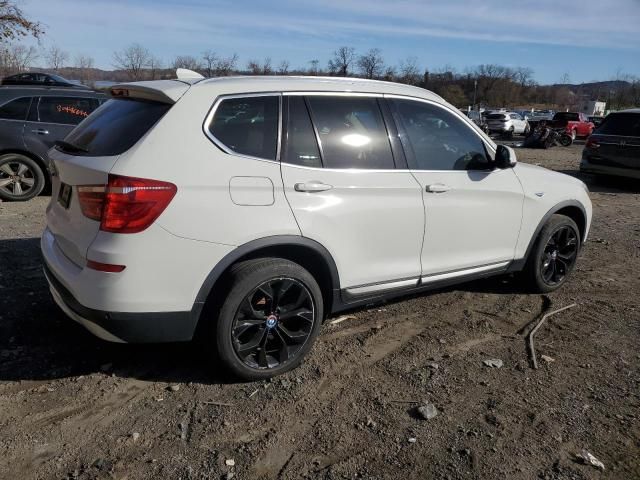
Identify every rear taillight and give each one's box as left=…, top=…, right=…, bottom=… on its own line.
left=585, top=137, right=600, bottom=149
left=86, top=259, right=126, bottom=272
left=77, top=175, right=176, bottom=233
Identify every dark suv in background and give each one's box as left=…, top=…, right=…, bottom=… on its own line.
left=0, top=87, right=105, bottom=201
left=1, top=72, right=89, bottom=89
left=581, top=109, right=640, bottom=180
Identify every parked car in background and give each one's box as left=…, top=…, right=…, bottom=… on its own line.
left=580, top=109, right=640, bottom=179
left=464, top=109, right=489, bottom=133
left=42, top=75, right=591, bottom=380
left=1, top=72, right=88, bottom=89
left=0, top=87, right=105, bottom=201
left=588, top=115, right=605, bottom=127
left=551, top=112, right=594, bottom=140
left=486, top=111, right=530, bottom=137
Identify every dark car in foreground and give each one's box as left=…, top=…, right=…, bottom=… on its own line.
left=1, top=72, right=88, bottom=89
left=581, top=109, right=640, bottom=180
left=0, top=87, right=105, bottom=201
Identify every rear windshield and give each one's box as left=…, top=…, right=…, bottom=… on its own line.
left=595, top=113, right=640, bottom=137
left=487, top=114, right=506, bottom=120
left=62, top=98, right=170, bottom=156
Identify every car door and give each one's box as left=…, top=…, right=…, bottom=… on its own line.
left=0, top=96, right=31, bottom=151
left=510, top=113, right=524, bottom=133
left=280, top=94, right=425, bottom=294
left=387, top=96, right=523, bottom=282
left=24, top=96, right=101, bottom=159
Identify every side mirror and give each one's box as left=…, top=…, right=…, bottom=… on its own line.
left=494, top=145, right=517, bottom=169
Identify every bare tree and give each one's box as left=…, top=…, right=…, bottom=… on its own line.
left=277, top=60, right=289, bottom=75
left=148, top=56, right=163, bottom=80
left=202, top=49, right=217, bottom=77
left=211, top=53, right=237, bottom=76
left=0, top=43, right=37, bottom=74
left=74, top=53, right=94, bottom=83
left=0, top=0, right=43, bottom=42
left=112, top=43, right=152, bottom=80
left=328, top=46, right=355, bottom=76
left=45, top=45, right=68, bottom=71
left=357, top=48, right=384, bottom=79
left=173, top=55, right=201, bottom=71
left=262, top=57, right=272, bottom=75
left=398, top=56, right=420, bottom=85
left=247, top=59, right=261, bottom=75
left=514, top=66, right=534, bottom=88
left=308, top=59, right=319, bottom=75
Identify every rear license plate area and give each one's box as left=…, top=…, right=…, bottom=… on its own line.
left=58, top=183, right=72, bottom=209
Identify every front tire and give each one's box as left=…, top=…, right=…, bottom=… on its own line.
left=0, top=154, right=45, bottom=201
left=523, top=214, right=581, bottom=293
left=213, top=258, right=323, bottom=381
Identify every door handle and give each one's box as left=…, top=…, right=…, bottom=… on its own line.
left=294, top=182, right=333, bottom=193
left=31, top=129, right=49, bottom=135
left=426, top=183, right=451, bottom=193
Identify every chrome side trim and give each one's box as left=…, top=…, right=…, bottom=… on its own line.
left=421, top=261, right=510, bottom=284
left=345, top=277, right=419, bottom=296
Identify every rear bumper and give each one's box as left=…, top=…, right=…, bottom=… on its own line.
left=580, top=157, right=640, bottom=180
left=43, top=261, right=198, bottom=343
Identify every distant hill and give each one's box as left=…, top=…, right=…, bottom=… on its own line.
left=550, top=80, right=632, bottom=101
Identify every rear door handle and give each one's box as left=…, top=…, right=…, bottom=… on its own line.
left=426, top=183, right=451, bottom=193
left=31, top=129, right=49, bottom=135
left=294, top=182, right=333, bottom=193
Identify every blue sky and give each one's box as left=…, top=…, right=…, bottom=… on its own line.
left=21, top=0, right=640, bottom=84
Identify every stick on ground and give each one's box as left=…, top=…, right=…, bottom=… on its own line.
left=528, top=303, right=577, bottom=369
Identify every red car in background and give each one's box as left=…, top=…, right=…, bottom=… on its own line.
left=551, top=112, right=595, bottom=140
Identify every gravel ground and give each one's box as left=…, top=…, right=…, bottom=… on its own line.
left=0, top=142, right=638, bottom=479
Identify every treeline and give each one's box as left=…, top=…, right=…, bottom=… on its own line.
left=2, top=41, right=640, bottom=110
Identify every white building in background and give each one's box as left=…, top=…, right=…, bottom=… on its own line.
left=581, top=100, right=606, bottom=116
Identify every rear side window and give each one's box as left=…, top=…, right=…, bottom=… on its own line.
left=0, top=97, right=31, bottom=120
left=63, top=99, right=170, bottom=156
left=596, top=113, right=640, bottom=137
left=306, top=96, right=394, bottom=169
left=283, top=96, right=322, bottom=168
left=36, top=97, right=101, bottom=125
left=208, top=96, right=279, bottom=160
left=487, top=114, right=506, bottom=120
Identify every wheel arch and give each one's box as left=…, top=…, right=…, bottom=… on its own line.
left=193, top=236, right=341, bottom=329
left=509, top=200, right=587, bottom=272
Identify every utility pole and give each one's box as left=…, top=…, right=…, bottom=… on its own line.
left=472, top=79, right=478, bottom=110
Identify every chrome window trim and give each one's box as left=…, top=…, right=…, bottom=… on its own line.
left=202, top=92, right=283, bottom=165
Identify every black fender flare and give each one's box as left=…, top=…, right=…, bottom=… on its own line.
left=193, top=234, right=341, bottom=307
left=508, top=199, right=587, bottom=272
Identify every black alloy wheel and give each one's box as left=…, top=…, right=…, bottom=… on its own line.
left=232, top=277, right=315, bottom=369
left=0, top=154, right=45, bottom=201
left=539, top=225, right=579, bottom=286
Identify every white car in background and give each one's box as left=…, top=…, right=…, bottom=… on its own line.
left=486, top=111, right=530, bottom=136
left=41, top=74, right=591, bottom=380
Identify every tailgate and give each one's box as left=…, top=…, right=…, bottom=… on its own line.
left=46, top=148, right=119, bottom=267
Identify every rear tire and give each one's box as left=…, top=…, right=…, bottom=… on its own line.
left=211, top=258, right=323, bottom=381
left=523, top=214, right=581, bottom=293
left=0, top=154, right=45, bottom=201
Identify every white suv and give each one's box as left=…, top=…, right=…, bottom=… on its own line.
left=486, top=111, right=530, bottom=136
left=41, top=75, right=592, bottom=380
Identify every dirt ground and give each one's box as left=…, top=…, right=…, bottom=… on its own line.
left=0, top=141, right=638, bottom=480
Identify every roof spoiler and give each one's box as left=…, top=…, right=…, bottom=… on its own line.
left=110, top=79, right=192, bottom=104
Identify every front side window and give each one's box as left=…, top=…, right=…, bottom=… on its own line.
left=36, top=97, right=101, bottom=125
left=209, top=96, right=279, bottom=160
left=0, top=97, right=31, bottom=120
left=391, top=99, right=490, bottom=171
left=283, top=96, right=322, bottom=168
left=306, top=96, right=394, bottom=169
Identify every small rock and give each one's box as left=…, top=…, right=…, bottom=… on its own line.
left=426, top=362, right=439, bottom=370
left=576, top=450, right=605, bottom=471
left=416, top=403, right=439, bottom=420
left=131, top=432, right=140, bottom=442
left=225, top=458, right=235, bottom=467
left=408, top=437, right=417, bottom=443
left=168, top=385, right=180, bottom=392
left=541, top=355, right=555, bottom=363
left=225, top=473, right=235, bottom=480
left=483, top=359, right=503, bottom=368
left=366, top=416, right=376, bottom=428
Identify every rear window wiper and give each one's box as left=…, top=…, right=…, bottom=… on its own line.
left=55, top=140, right=88, bottom=153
